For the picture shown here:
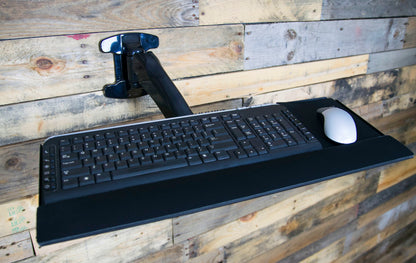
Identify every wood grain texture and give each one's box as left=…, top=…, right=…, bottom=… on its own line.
left=199, top=0, right=321, bottom=25
left=0, top=196, right=38, bottom=238
left=0, top=141, right=40, bottom=205
left=321, top=0, right=416, bottom=20
left=24, top=220, right=172, bottom=263
left=367, top=48, right=416, bottom=74
left=186, top=173, right=360, bottom=257
left=177, top=55, right=368, bottom=106
left=0, top=0, right=198, bottom=40
left=173, top=184, right=311, bottom=243
left=405, top=17, right=416, bottom=48
left=225, top=171, right=378, bottom=263
left=244, top=18, right=407, bottom=70
left=0, top=231, right=33, bottom=263
left=0, top=25, right=243, bottom=106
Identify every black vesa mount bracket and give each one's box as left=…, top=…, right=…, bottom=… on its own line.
left=99, top=33, right=193, bottom=118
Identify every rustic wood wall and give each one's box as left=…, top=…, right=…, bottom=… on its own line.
left=0, top=0, right=415, bottom=262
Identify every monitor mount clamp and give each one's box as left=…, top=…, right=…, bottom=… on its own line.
left=99, top=33, right=193, bottom=118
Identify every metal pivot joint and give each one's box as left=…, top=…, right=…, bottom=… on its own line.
left=99, top=33, right=193, bottom=118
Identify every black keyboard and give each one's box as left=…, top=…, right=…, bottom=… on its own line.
left=39, top=104, right=322, bottom=205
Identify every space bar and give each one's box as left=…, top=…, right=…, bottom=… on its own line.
left=111, top=159, right=188, bottom=180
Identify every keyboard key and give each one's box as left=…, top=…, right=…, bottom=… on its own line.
left=112, top=158, right=188, bottom=180
left=62, top=178, right=78, bottom=189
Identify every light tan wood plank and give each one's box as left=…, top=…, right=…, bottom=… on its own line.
left=0, top=0, right=198, bottom=40
left=176, top=55, right=368, bottom=106
left=0, top=231, right=34, bottom=263
left=199, top=0, right=321, bottom=25
left=405, top=17, right=416, bottom=48
left=0, top=25, right=243, bottom=106
left=0, top=196, right=38, bottom=238
left=378, top=156, right=416, bottom=193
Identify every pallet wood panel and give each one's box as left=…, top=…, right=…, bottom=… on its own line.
left=224, top=170, right=378, bottom=263
left=405, top=17, right=416, bottom=48
left=0, top=0, right=198, bottom=40
left=177, top=55, right=368, bottom=106
left=173, top=184, right=311, bottom=243
left=185, top=173, right=360, bottom=257
left=0, top=196, right=38, bottom=238
left=321, top=0, right=416, bottom=20
left=367, top=48, right=416, bottom=74
left=199, top=0, right=321, bottom=25
left=244, top=18, right=407, bottom=70
left=24, top=220, right=172, bottom=263
left=0, top=55, right=366, bottom=146
left=0, top=25, right=243, bottom=106
left=0, top=231, right=34, bottom=263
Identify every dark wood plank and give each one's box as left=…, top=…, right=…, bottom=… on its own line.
left=244, top=18, right=407, bottom=70
left=0, top=0, right=198, bottom=40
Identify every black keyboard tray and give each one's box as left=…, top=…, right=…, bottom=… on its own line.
left=36, top=97, right=413, bottom=246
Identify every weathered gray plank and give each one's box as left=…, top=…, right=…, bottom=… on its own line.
left=368, top=48, right=416, bottom=74
left=199, top=0, right=321, bottom=25
left=0, top=25, right=244, bottom=106
left=0, top=0, right=198, bottom=40
left=0, top=231, right=34, bottom=263
left=244, top=18, right=407, bottom=70
left=321, top=0, right=416, bottom=20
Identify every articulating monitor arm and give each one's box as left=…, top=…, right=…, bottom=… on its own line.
left=99, top=33, right=193, bottom=118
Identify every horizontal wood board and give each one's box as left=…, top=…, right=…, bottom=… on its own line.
left=244, top=18, right=407, bottom=70
left=368, top=48, right=416, bottom=74
left=0, top=25, right=244, bottom=106
left=321, top=0, right=416, bottom=20
left=199, top=0, right=322, bottom=25
left=0, top=0, right=199, bottom=40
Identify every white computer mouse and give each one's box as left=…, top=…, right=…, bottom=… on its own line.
left=317, top=107, right=357, bottom=144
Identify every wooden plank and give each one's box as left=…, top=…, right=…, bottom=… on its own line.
left=173, top=183, right=312, bottom=243
left=404, top=17, right=416, bottom=48
left=0, top=141, right=40, bottom=205
left=367, top=48, right=416, bottom=74
left=0, top=55, right=367, bottom=146
left=244, top=18, right=406, bottom=70
left=335, top=193, right=416, bottom=262
left=199, top=0, right=321, bottom=25
left=353, top=220, right=416, bottom=263
left=0, top=231, right=34, bottom=263
left=321, top=0, right=416, bottom=20
left=0, top=0, right=198, bottom=40
left=225, top=170, right=378, bottom=263
left=244, top=206, right=357, bottom=263
left=378, top=156, right=416, bottom=193
left=0, top=99, right=242, bottom=203
left=245, top=68, right=402, bottom=110
left=177, top=55, right=368, bottom=106
left=0, top=196, right=38, bottom=238
left=25, top=219, right=172, bottom=263
left=0, top=25, right=244, bottom=106
left=186, top=172, right=361, bottom=257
